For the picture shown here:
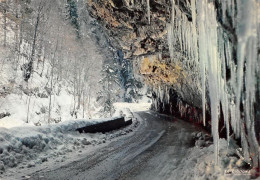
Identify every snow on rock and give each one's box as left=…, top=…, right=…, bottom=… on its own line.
left=175, top=132, right=252, bottom=179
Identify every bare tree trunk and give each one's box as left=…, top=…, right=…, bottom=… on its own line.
left=26, top=93, right=31, bottom=123
left=17, top=11, right=24, bottom=67
left=77, top=69, right=81, bottom=110
left=14, top=1, right=20, bottom=71
left=40, top=55, right=45, bottom=77
left=3, top=7, right=7, bottom=47
left=87, top=85, right=91, bottom=118
left=72, top=69, right=77, bottom=117
left=48, top=65, right=54, bottom=123
left=82, top=83, right=85, bottom=118
left=48, top=39, right=58, bottom=123
left=25, top=3, right=44, bottom=81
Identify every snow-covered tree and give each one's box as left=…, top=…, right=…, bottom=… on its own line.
left=117, top=51, right=143, bottom=102
left=65, top=0, right=80, bottom=38
left=97, top=61, right=120, bottom=117
left=120, top=61, right=143, bottom=102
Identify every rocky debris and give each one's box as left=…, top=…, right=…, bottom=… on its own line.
left=0, top=112, right=10, bottom=119
left=191, top=132, right=254, bottom=176
left=37, top=92, right=48, bottom=98
left=0, top=161, right=5, bottom=173
left=40, top=157, right=48, bottom=163
left=235, top=159, right=251, bottom=170
left=81, top=139, right=91, bottom=145
left=192, top=132, right=213, bottom=148
left=27, top=162, right=35, bottom=168
left=0, top=86, right=11, bottom=97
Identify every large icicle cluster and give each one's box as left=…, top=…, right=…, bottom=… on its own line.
left=167, top=0, right=199, bottom=68
left=167, top=0, right=259, bottom=167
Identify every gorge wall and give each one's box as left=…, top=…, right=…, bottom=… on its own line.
left=85, top=0, right=260, bottom=169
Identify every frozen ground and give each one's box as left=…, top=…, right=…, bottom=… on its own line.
left=1, top=109, right=251, bottom=180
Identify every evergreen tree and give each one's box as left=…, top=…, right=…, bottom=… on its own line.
left=118, top=53, right=143, bottom=102
left=125, top=77, right=143, bottom=102
left=97, top=62, right=120, bottom=117
left=66, top=0, right=80, bottom=38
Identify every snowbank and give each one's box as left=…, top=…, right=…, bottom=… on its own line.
left=0, top=114, right=140, bottom=176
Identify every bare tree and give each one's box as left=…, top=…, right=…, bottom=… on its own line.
left=24, top=0, right=47, bottom=81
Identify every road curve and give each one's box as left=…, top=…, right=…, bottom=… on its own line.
left=29, top=111, right=201, bottom=180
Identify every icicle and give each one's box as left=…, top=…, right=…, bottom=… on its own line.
left=236, top=0, right=259, bottom=166
left=167, top=0, right=176, bottom=62
left=221, top=0, right=227, bottom=22
left=197, top=0, right=207, bottom=126
left=236, top=0, right=258, bottom=119
left=166, top=0, right=259, bottom=167
left=191, top=0, right=198, bottom=63
left=219, top=31, right=230, bottom=145
left=147, top=0, right=150, bottom=24
left=166, top=86, right=170, bottom=104
left=208, top=3, right=220, bottom=164
left=197, top=0, right=221, bottom=164
left=230, top=102, right=238, bottom=136
left=171, top=0, right=175, bottom=27
left=167, top=23, right=174, bottom=61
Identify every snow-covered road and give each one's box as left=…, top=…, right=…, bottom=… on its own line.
left=26, top=111, right=203, bottom=180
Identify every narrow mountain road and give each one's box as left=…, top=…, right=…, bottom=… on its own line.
left=29, top=111, right=202, bottom=180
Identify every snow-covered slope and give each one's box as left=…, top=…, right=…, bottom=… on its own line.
left=0, top=103, right=145, bottom=177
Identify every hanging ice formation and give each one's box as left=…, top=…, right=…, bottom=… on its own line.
left=147, top=0, right=150, bottom=24
left=167, top=0, right=259, bottom=167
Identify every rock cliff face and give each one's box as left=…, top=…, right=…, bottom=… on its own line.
left=86, top=0, right=202, bottom=108
left=86, top=0, right=260, bottom=169
left=87, top=0, right=171, bottom=59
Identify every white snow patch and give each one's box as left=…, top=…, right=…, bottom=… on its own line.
left=113, top=102, right=151, bottom=119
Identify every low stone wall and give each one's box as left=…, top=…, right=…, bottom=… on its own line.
left=77, top=117, right=132, bottom=133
